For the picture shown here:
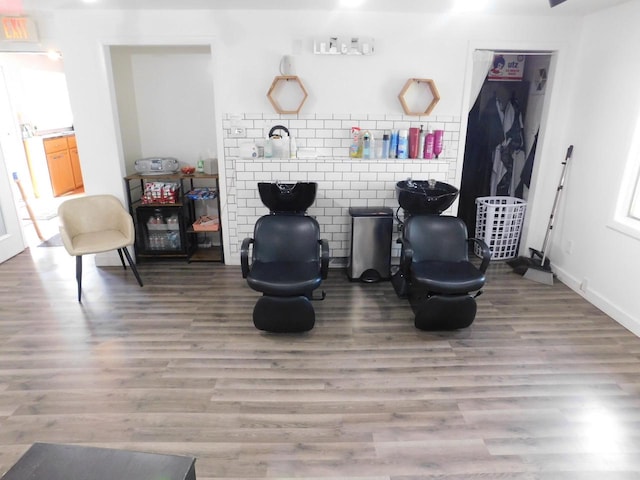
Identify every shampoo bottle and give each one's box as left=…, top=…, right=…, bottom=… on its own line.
left=264, top=138, right=273, bottom=158
left=433, top=129, right=444, bottom=158
left=397, top=130, right=409, bottom=159
left=408, top=127, right=420, bottom=159
left=289, top=136, right=297, bottom=159
left=381, top=132, right=391, bottom=159
left=424, top=130, right=435, bottom=159
left=362, top=130, right=372, bottom=159
left=389, top=130, right=399, bottom=158
left=418, top=125, right=427, bottom=159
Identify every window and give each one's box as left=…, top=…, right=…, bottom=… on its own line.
left=630, top=173, right=640, bottom=220
left=611, top=114, right=640, bottom=239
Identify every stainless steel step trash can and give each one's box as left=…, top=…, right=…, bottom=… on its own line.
left=347, top=206, right=393, bottom=282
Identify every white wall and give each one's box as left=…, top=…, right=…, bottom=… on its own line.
left=0, top=53, right=71, bottom=132
left=550, top=1, right=640, bottom=336
left=47, top=8, right=581, bottom=244
left=32, top=7, right=640, bottom=333
left=111, top=45, right=217, bottom=174
left=523, top=55, right=551, bottom=160
left=110, top=47, right=142, bottom=169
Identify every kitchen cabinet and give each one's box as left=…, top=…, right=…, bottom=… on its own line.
left=44, top=136, right=74, bottom=196
left=124, top=173, right=223, bottom=263
left=23, top=133, right=84, bottom=198
left=67, top=135, right=84, bottom=189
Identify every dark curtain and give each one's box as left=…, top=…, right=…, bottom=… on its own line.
left=458, top=81, right=529, bottom=236
left=515, top=129, right=538, bottom=198
left=458, top=94, right=504, bottom=236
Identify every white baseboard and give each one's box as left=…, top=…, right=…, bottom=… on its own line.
left=554, top=265, right=640, bottom=338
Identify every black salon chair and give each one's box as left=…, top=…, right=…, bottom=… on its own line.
left=241, top=182, right=329, bottom=333
left=395, top=215, right=491, bottom=330
left=241, top=214, right=329, bottom=333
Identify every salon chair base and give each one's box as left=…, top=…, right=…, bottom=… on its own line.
left=391, top=270, right=409, bottom=299
left=253, top=295, right=315, bottom=333
left=410, top=293, right=477, bottom=331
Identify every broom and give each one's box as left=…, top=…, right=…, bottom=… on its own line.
left=507, top=145, right=574, bottom=285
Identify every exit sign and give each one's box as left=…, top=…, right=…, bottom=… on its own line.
left=1, top=16, right=38, bottom=42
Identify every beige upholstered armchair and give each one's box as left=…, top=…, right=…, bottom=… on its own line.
left=58, top=194, right=143, bottom=302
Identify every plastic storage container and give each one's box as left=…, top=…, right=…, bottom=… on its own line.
left=475, top=196, right=527, bottom=260
left=347, top=207, right=393, bottom=282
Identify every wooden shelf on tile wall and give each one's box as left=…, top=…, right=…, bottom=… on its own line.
left=267, top=75, right=308, bottom=114
left=398, top=78, right=440, bottom=116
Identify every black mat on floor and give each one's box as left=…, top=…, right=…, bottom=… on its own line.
left=39, top=233, right=64, bottom=247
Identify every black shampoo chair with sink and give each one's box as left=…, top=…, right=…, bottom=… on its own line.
left=241, top=182, right=329, bottom=333
left=394, top=215, right=491, bottom=330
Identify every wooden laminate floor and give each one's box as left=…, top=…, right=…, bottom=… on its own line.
left=1, top=245, right=640, bottom=479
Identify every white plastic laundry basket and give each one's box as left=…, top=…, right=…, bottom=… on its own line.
left=475, top=196, right=527, bottom=260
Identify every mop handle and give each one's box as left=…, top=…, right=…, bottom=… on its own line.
left=540, top=145, right=574, bottom=264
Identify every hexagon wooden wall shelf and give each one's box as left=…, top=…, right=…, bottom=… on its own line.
left=267, top=75, right=308, bottom=114
left=398, top=78, right=440, bottom=116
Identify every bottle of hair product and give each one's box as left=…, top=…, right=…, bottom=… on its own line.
left=289, top=136, right=297, bottom=159
left=408, top=127, right=420, bottom=159
left=362, top=130, right=372, bottom=159
left=433, top=129, right=444, bottom=158
left=381, top=132, right=390, bottom=159
left=389, top=130, right=399, bottom=158
left=424, top=130, right=435, bottom=159
left=349, top=127, right=361, bottom=158
left=264, top=138, right=273, bottom=158
left=397, top=130, right=409, bottom=159
left=418, top=125, right=427, bottom=159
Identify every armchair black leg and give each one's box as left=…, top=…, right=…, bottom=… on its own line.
left=117, top=249, right=126, bottom=270
left=121, top=247, right=144, bottom=287
left=76, top=255, right=82, bottom=303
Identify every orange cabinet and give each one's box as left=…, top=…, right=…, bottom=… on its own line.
left=46, top=149, right=75, bottom=196
left=43, top=134, right=84, bottom=196
left=68, top=147, right=83, bottom=189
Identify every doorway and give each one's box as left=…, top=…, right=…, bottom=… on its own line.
left=0, top=52, right=84, bottom=248
left=458, top=51, right=552, bottom=238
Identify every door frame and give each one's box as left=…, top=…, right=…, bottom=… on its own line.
left=0, top=65, right=25, bottom=262
left=456, top=41, right=567, bottom=256
left=0, top=152, right=25, bottom=263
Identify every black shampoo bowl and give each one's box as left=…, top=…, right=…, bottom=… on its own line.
left=258, top=182, right=317, bottom=214
left=396, top=179, right=459, bottom=215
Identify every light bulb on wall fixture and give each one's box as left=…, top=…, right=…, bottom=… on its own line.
left=47, top=50, right=62, bottom=61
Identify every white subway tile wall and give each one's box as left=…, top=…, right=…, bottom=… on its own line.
left=223, top=113, right=461, bottom=265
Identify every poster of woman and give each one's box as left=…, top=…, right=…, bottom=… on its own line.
left=488, top=54, right=525, bottom=81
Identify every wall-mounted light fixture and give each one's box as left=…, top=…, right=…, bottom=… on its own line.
left=279, top=55, right=295, bottom=75
left=313, top=36, right=374, bottom=56
left=47, top=50, right=62, bottom=61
